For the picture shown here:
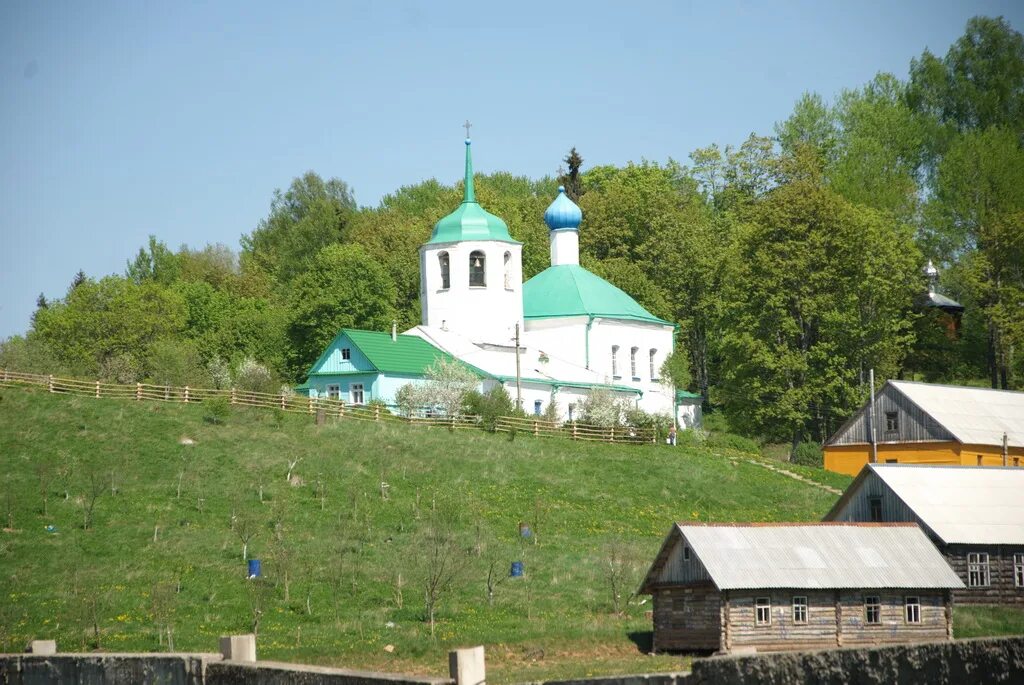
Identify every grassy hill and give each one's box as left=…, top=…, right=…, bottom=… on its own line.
left=0, top=388, right=1017, bottom=682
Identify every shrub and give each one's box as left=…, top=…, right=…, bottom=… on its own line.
left=792, top=441, right=823, bottom=468
left=579, top=387, right=626, bottom=427
left=203, top=396, right=230, bottom=425
left=234, top=357, right=277, bottom=395
left=463, top=386, right=515, bottom=430
left=706, top=432, right=760, bottom=454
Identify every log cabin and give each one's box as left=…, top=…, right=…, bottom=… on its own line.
left=824, top=464, right=1024, bottom=605
left=639, top=523, right=963, bottom=654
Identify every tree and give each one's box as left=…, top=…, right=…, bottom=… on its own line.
left=715, top=149, right=920, bottom=445
left=415, top=357, right=478, bottom=418
left=127, top=236, right=180, bottom=285
left=925, top=127, right=1024, bottom=388
left=578, top=387, right=624, bottom=427
left=419, top=515, right=467, bottom=636
left=558, top=147, right=585, bottom=201
left=775, top=92, right=838, bottom=162
left=285, top=244, right=397, bottom=379
left=242, top=172, right=357, bottom=285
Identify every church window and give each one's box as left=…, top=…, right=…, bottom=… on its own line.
left=350, top=383, right=364, bottom=405
left=341, top=348, right=351, bottom=361
left=534, top=400, right=542, bottom=416
left=611, top=346, right=620, bottom=378
left=438, top=252, right=450, bottom=289
left=504, top=252, right=512, bottom=289
left=469, top=251, right=486, bottom=287
left=630, top=347, right=639, bottom=380
left=649, top=349, right=658, bottom=380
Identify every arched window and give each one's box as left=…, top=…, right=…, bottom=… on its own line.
left=469, top=250, right=486, bottom=287
left=630, top=347, right=639, bottom=379
left=649, top=349, right=658, bottom=380
left=438, top=252, right=450, bottom=290
left=504, top=251, right=511, bottom=289
left=611, top=345, right=620, bottom=377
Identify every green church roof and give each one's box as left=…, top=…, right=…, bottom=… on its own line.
left=426, top=140, right=520, bottom=246
left=522, top=264, right=672, bottom=325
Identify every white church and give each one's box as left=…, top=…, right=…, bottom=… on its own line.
left=300, top=139, right=702, bottom=428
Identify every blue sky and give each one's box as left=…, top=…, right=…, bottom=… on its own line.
left=2, top=1, right=1022, bottom=340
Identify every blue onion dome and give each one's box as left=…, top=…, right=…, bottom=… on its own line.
left=544, top=185, right=583, bottom=231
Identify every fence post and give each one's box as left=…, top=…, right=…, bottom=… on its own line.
left=2, top=368, right=7, bottom=383
left=280, top=392, right=286, bottom=410
left=609, top=426, right=615, bottom=443
left=374, top=405, right=380, bottom=422
left=184, top=386, right=190, bottom=403
left=95, top=380, right=100, bottom=399
left=339, top=401, right=345, bottom=418
left=533, top=420, right=539, bottom=436
left=136, top=383, right=142, bottom=401
left=48, top=375, right=54, bottom=393
left=308, top=397, right=315, bottom=415
left=572, top=421, right=578, bottom=440
left=231, top=388, right=236, bottom=405
left=451, top=415, right=456, bottom=430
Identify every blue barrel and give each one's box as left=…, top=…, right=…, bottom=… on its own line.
left=510, top=561, right=524, bottom=577
left=248, top=559, right=261, bottom=578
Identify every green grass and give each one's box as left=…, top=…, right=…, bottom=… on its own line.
left=955, top=606, right=1024, bottom=639
left=1, top=387, right=1006, bottom=682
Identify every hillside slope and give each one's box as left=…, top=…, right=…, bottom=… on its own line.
left=0, top=388, right=845, bottom=681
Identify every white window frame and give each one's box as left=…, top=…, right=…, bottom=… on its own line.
left=755, top=597, right=771, bottom=626
left=792, top=596, right=808, bottom=624
left=630, top=347, right=639, bottom=380
left=905, top=596, right=921, bottom=624
left=341, top=348, right=351, bottom=361
left=649, top=349, right=658, bottom=381
left=1015, top=553, right=1024, bottom=588
left=350, top=383, right=364, bottom=405
left=864, top=595, right=881, bottom=625
left=968, top=552, right=991, bottom=587
left=325, top=384, right=340, bottom=400
left=611, top=346, right=620, bottom=378
left=885, top=411, right=899, bottom=432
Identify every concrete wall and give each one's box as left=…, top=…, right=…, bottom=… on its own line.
left=207, top=660, right=453, bottom=685
left=686, top=635, right=1024, bottom=685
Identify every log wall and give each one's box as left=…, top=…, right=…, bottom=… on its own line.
left=652, top=585, right=721, bottom=652
left=944, top=544, right=1024, bottom=606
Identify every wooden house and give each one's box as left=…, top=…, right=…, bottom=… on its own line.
left=823, top=380, right=1024, bottom=476
left=639, top=523, right=963, bottom=654
left=825, top=464, right=1024, bottom=605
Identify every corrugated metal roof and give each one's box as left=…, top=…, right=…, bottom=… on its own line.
left=890, top=380, right=1024, bottom=448
left=674, top=523, right=963, bottom=590
left=866, top=464, right=1024, bottom=545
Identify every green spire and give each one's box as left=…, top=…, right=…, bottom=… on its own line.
left=463, top=139, right=476, bottom=203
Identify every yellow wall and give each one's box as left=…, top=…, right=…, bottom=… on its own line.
left=825, top=441, right=1024, bottom=476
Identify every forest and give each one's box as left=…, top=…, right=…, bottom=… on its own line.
left=2, top=16, right=1022, bottom=447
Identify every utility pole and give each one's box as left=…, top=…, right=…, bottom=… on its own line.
left=869, top=369, right=878, bottom=464
left=514, top=323, right=522, bottom=411
left=1003, top=432, right=1009, bottom=467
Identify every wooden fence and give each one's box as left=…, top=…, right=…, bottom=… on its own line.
left=0, top=368, right=655, bottom=445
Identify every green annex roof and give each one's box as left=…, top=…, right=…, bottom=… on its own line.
left=522, top=264, right=672, bottom=325
left=308, top=329, right=469, bottom=377
left=426, top=140, right=520, bottom=246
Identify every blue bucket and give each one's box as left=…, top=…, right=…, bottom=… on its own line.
left=248, top=559, right=261, bottom=578
left=510, top=561, right=524, bottom=578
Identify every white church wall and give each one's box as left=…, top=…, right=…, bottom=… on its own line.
left=522, top=316, right=588, bottom=367
left=420, top=240, right=523, bottom=343
left=589, top=318, right=676, bottom=416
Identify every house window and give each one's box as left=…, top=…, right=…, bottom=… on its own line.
left=326, top=384, right=340, bottom=400
left=611, top=346, right=620, bottom=378
left=869, top=497, right=883, bottom=522
left=649, top=349, right=658, bottom=380
left=755, top=597, right=771, bottom=626
left=905, top=596, right=921, bottom=624
left=977, top=455, right=983, bottom=466
left=683, top=545, right=690, bottom=561
left=885, top=411, right=899, bottom=432
left=439, top=252, right=450, bottom=289
left=885, top=458, right=898, bottom=464
left=350, top=383, right=364, bottom=405
left=630, top=347, right=639, bottom=380
left=534, top=400, right=542, bottom=416
left=792, top=596, right=808, bottom=624
left=864, top=596, right=881, bottom=624
left=1014, top=457, right=1020, bottom=467
left=469, top=250, right=486, bottom=287
left=968, top=552, right=990, bottom=587
left=504, top=251, right=511, bottom=289
left=341, top=348, right=351, bottom=361
left=1015, top=554, right=1023, bottom=588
